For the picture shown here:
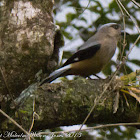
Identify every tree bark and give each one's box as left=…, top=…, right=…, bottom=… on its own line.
left=0, top=0, right=55, bottom=98
left=1, top=77, right=140, bottom=133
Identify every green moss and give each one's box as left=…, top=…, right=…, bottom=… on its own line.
left=65, top=88, right=74, bottom=95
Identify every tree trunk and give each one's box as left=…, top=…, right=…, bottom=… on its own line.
left=0, top=0, right=55, bottom=98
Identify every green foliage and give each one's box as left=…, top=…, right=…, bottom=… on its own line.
left=102, top=60, right=116, bottom=75
left=129, top=59, right=140, bottom=66
left=97, top=126, right=137, bottom=140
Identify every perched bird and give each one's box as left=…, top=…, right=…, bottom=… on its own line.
left=40, top=23, right=123, bottom=85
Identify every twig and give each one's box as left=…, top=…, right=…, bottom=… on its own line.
left=116, top=0, right=127, bottom=63
left=0, top=67, right=23, bottom=125
left=29, top=96, right=36, bottom=133
left=79, top=0, right=91, bottom=16
left=130, top=87, right=140, bottom=93
left=0, top=109, right=34, bottom=140
left=0, top=67, right=14, bottom=102
left=117, top=0, right=140, bottom=33
left=38, top=122, right=140, bottom=135
left=131, top=0, right=140, bottom=8
left=121, top=89, right=140, bottom=102
left=125, top=35, right=140, bottom=58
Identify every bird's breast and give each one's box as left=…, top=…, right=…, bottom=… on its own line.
left=69, top=56, right=104, bottom=76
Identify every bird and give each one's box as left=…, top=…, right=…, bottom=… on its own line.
left=40, top=23, right=123, bottom=86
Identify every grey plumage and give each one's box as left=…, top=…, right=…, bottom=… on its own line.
left=40, top=23, right=122, bottom=86
left=40, top=65, right=71, bottom=84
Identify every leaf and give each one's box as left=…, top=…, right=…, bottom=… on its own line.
left=129, top=59, right=140, bottom=66
left=102, top=60, right=116, bottom=76
left=79, top=17, right=87, bottom=22
left=63, top=31, right=73, bottom=40
left=120, top=64, right=133, bottom=74
left=63, top=51, right=73, bottom=59
left=66, top=13, right=76, bottom=22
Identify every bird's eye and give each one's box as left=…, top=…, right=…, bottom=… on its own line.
left=111, top=24, right=119, bottom=30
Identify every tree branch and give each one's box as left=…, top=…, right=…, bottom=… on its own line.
left=1, top=76, right=140, bottom=132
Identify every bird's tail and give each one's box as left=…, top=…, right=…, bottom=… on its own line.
left=39, top=65, right=71, bottom=86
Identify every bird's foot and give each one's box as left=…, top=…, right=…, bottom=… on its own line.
left=93, top=74, right=102, bottom=79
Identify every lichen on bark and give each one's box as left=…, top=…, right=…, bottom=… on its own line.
left=0, top=0, right=56, bottom=97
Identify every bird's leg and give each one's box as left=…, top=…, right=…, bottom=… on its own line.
left=87, top=76, right=92, bottom=80
left=93, top=74, right=102, bottom=79
left=81, top=75, right=92, bottom=80
left=84, top=75, right=102, bottom=80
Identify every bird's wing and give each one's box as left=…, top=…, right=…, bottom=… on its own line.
left=62, top=44, right=101, bottom=67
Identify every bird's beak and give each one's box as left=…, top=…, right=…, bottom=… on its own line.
left=121, top=30, right=130, bottom=36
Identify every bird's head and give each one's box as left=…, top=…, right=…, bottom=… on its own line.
left=98, top=23, right=122, bottom=39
